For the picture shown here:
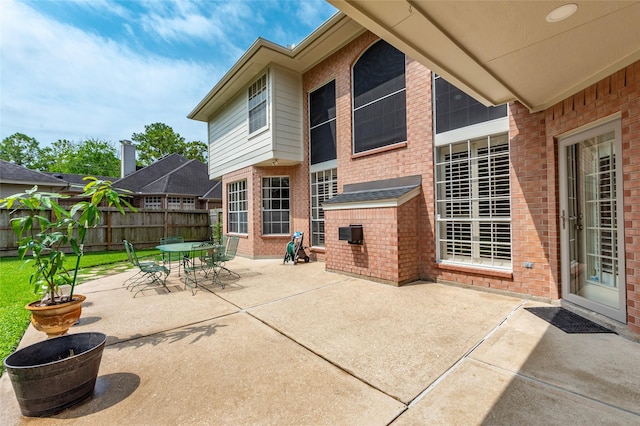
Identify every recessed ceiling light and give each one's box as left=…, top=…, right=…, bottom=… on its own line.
left=546, top=3, right=578, bottom=22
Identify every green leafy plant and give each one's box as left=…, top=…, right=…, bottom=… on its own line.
left=0, top=177, right=136, bottom=305
left=212, top=218, right=223, bottom=244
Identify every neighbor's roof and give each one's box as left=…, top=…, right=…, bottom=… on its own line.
left=45, top=173, right=119, bottom=193
left=188, top=12, right=365, bottom=122
left=114, top=153, right=219, bottom=198
left=329, top=0, right=640, bottom=112
left=201, top=180, right=222, bottom=200
left=0, top=160, right=68, bottom=187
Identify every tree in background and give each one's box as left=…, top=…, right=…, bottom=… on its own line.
left=131, top=122, right=208, bottom=166
left=183, top=141, right=208, bottom=163
left=40, top=138, right=120, bottom=176
left=0, top=133, right=42, bottom=169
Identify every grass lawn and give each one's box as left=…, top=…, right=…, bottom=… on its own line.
left=0, top=249, right=159, bottom=376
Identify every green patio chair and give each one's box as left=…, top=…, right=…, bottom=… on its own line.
left=124, top=240, right=170, bottom=297
left=184, top=242, right=224, bottom=294
left=218, top=235, right=240, bottom=278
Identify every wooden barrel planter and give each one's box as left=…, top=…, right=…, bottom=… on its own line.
left=3, top=332, right=107, bottom=417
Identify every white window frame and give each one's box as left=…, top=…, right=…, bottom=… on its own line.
left=228, top=180, right=248, bottom=234
left=183, top=197, right=195, bottom=210
left=144, top=196, right=162, bottom=209
left=435, top=133, right=512, bottom=270
left=262, top=176, right=290, bottom=236
left=310, top=167, right=338, bottom=247
left=167, top=196, right=181, bottom=210
left=351, top=40, right=407, bottom=154
left=248, top=73, right=268, bottom=135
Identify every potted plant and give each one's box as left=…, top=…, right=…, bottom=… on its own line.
left=0, top=177, right=136, bottom=337
left=0, top=177, right=135, bottom=416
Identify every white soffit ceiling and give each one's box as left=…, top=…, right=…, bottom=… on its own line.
left=329, top=0, right=640, bottom=112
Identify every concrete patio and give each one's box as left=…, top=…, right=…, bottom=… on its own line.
left=1, top=257, right=639, bottom=425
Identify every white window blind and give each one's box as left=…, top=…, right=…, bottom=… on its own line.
left=311, top=168, right=338, bottom=247
left=436, top=134, right=511, bottom=269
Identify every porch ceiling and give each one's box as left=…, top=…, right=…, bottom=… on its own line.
left=328, top=0, right=640, bottom=112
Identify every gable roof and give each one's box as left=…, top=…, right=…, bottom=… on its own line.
left=201, top=180, right=222, bottom=200
left=188, top=12, right=365, bottom=122
left=114, top=153, right=219, bottom=198
left=0, top=160, right=68, bottom=187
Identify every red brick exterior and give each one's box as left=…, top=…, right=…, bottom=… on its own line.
left=218, top=30, right=640, bottom=335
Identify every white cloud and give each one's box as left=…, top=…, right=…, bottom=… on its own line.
left=72, top=0, right=131, bottom=19
left=0, top=0, right=220, bottom=146
left=295, top=0, right=337, bottom=27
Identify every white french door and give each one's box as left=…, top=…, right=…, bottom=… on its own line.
left=559, top=119, right=626, bottom=322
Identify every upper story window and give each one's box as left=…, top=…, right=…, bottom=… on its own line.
left=434, top=75, right=507, bottom=134
left=352, top=40, right=406, bottom=153
left=309, top=80, right=337, bottom=165
left=248, top=74, right=268, bottom=134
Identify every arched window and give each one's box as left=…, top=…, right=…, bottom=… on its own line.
left=352, top=40, right=406, bottom=153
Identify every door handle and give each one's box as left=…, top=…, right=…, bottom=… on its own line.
left=561, top=210, right=566, bottom=229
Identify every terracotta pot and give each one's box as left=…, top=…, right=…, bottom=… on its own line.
left=25, top=294, right=86, bottom=338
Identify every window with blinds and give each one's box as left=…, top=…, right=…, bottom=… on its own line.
left=434, top=74, right=507, bottom=134
left=311, top=168, right=338, bottom=247
left=248, top=74, right=267, bottom=134
left=352, top=40, right=406, bottom=153
left=310, top=81, right=337, bottom=165
left=228, top=180, right=248, bottom=234
left=436, top=134, right=511, bottom=269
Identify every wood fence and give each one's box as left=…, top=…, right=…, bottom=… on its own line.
left=0, top=207, right=212, bottom=257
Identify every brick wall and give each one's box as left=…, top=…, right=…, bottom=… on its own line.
left=304, top=31, right=432, bottom=285
left=222, top=167, right=253, bottom=256
left=218, top=28, right=640, bottom=336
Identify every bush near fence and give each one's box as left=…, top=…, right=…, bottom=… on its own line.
left=0, top=207, right=211, bottom=257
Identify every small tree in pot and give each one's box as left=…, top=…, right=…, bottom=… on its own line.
left=0, top=177, right=136, bottom=336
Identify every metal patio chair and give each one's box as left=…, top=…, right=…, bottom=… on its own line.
left=123, top=240, right=170, bottom=297
left=183, top=242, right=224, bottom=294
left=217, top=235, right=240, bottom=278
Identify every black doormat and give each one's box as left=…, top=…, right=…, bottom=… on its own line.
left=525, top=307, right=616, bottom=334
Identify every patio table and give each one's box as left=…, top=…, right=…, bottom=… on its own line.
left=156, top=242, right=222, bottom=277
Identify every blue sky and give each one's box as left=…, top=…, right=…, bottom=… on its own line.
left=0, top=0, right=337, bottom=148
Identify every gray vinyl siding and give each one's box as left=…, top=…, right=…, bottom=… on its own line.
left=272, top=65, right=303, bottom=161
left=207, top=65, right=303, bottom=179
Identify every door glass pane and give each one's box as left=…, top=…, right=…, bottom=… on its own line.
left=566, top=131, right=619, bottom=309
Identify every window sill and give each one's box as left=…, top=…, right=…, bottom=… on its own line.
left=310, top=247, right=325, bottom=253
left=352, top=141, right=407, bottom=159
left=436, top=262, right=513, bottom=279
left=227, top=233, right=248, bottom=239
left=248, top=125, right=269, bottom=140
left=261, top=234, right=290, bottom=239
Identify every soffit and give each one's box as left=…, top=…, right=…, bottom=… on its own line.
left=329, top=0, right=640, bottom=112
left=188, top=13, right=365, bottom=122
